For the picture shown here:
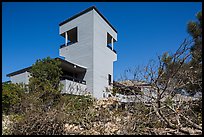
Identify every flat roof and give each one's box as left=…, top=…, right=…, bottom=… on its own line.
left=6, top=57, right=86, bottom=77
left=6, top=66, right=32, bottom=77
left=59, top=6, right=117, bottom=33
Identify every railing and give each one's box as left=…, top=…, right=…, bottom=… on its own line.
left=60, top=75, right=86, bottom=85
left=107, top=45, right=117, bottom=54
left=60, top=41, right=78, bottom=49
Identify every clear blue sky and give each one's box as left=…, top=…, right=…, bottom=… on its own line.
left=2, top=2, right=202, bottom=82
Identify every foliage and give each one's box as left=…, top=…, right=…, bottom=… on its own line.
left=54, top=94, right=94, bottom=124
left=187, top=11, right=202, bottom=93
left=2, top=83, right=26, bottom=114
left=158, top=11, right=202, bottom=95
left=115, top=10, right=202, bottom=135
left=29, top=56, right=63, bottom=92
left=28, top=57, right=63, bottom=109
left=5, top=92, right=202, bottom=135
left=11, top=94, right=94, bottom=135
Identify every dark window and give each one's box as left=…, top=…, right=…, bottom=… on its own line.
left=68, top=27, right=77, bottom=43
left=60, top=27, right=78, bottom=48
left=106, top=32, right=117, bottom=53
left=108, top=74, right=112, bottom=85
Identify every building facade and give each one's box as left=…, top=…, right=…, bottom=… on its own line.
left=7, top=6, right=118, bottom=99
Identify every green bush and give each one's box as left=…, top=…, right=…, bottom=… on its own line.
left=27, top=57, right=63, bottom=111
left=2, top=83, right=26, bottom=114
left=29, top=57, right=62, bottom=93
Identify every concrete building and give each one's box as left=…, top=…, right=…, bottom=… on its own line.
left=6, top=6, right=118, bottom=99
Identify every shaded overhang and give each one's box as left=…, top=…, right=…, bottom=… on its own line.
left=6, top=58, right=86, bottom=77
left=57, top=58, right=86, bottom=73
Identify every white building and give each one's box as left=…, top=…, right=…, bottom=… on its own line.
left=7, top=6, right=117, bottom=99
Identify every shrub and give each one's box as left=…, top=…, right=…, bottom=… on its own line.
left=27, top=57, right=63, bottom=111
left=2, top=83, right=26, bottom=114
left=29, top=57, right=62, bottom=93
left=12, top=94, right=94, bottom=135
left=12, top=109, right=66, bottom=135
left=55, top=94, right=94, bottom=124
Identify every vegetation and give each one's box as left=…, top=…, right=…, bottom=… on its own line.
left=116, top=10, right=202, bottom=134
left=2, top=83, right=26, bottom=114
left=159, top=11, right=202, bottom=95
left=187, top=11, right=202, bottom=94
left=2, top=57, right=95, bottom=135
left=29, top=57, right=62, bottom=92
left=28, top=57, right=63, bottom=110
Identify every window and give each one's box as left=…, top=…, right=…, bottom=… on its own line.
left=108, top=74, right=112, bottom=85
left=68, top=27, right=77, bottom=44
left=107, top=32, right=112, bottom=45
left=106, top=32, right=116, bottom=53
left=61, top=27, right=78, bottom=48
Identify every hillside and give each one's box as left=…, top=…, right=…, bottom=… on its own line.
left=2, top=81, right=202, bottom=135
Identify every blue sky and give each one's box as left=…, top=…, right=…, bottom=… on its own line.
left=2, top=2, right=202, bottom=82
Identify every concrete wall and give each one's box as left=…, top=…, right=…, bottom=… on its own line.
left=10, top=71, right=30, bottom=85
left=92, top=9, right=117, bottom=99
left=59, top=11, right=94, bottom=94
left=59, top=9, right=117, bottom=99
left=8, top=8, right=118, bottom=100
left=60, top=79, right=88, bottom=95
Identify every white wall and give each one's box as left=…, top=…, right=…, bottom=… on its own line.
left=59, top=11, right=94, bottom=94
left=59, top=9, right=117, bottom=99
left=92, top=9, right=117, bottom=99
left=10, top=71, right=30, bottom=85
left=60, top=79, right=88, bottom=95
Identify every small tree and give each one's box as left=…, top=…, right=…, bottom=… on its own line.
left=186, top=11, right=202, bottom=94
left=114, top=11, right=202, bottom=134
left=29, top=57, right=62, bottom=91
left=159, top=11, right=202, bottom=95
left=28, top=57, right=63, bottom=110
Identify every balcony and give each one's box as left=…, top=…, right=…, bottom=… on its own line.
left=107, top=45, right=117, bottom=54
left=60, top=78, right=87, bottom=95
left=60, top=41, right=78, bottom=49
left=60, top=75, right=86, bottom=85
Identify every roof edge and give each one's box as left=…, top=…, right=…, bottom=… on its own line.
left=6, top=66, right=32, bottom=77
left=55, top=57, right=87, bottom=69
left=59, top=6, right=117, bottom=33
left=7, top=58, right=87, bottom=77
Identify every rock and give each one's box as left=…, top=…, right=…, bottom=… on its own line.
left=64, top=123, right=83, bottom=134
left=2, top=115, right=14, bottom=135
left=116, top=117, right=121, bottom=122
left=104, top=122, right=120, bottom=134
left=93, top=97, right=119, bottom=110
